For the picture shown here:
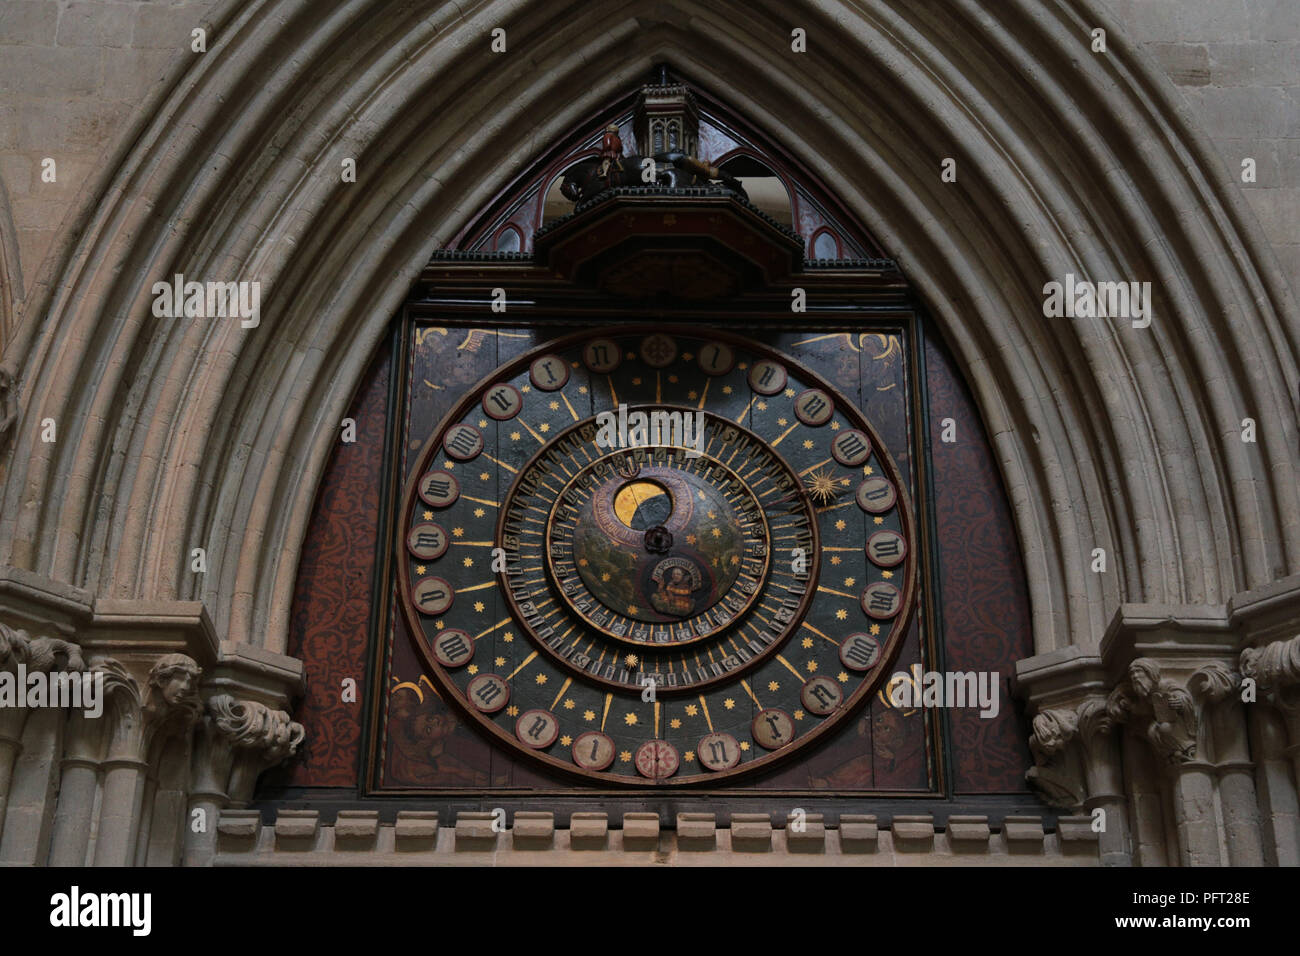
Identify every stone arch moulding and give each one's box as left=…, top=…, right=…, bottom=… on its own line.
left=0, top=0, right=1296, bottom=672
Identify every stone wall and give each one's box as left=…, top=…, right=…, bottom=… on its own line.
left=0, top=1, right=1295, bottom=348
left=1105, top=0, right=1299, bottom=314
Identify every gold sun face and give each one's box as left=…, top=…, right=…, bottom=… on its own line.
left=804, top=467, right=840, bottom=506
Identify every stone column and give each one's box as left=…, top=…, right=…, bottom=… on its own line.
left=1075, top=699, right=1132, bottom=867
left=1189, top=663, right=1263, bottom=865
left=1108, top=658, right=1222, bottom=865
left=92, top=655, right=202, bottom=867
left=47, top=702, right=104, bottom=866
left=0, top=623, right=84, bottom=846
left=1240, top=636, right=1300, bottom=865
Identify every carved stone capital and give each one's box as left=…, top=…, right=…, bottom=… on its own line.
left=1026, top=708, right=1085, bottom=809
left=94, top=652, right=203, bottom=761
left=0, top=620, right=84, bottom=673
left=1107, top=658, right=1198, bottom=766
left=1240, top=636, right=1300, bottom=714
left=204, top=694, right=304, bottom=803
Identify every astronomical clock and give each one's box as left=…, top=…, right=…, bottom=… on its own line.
left=278, top=71, right=1035, bottom=810
left=396, top=326, right=916, bottom=784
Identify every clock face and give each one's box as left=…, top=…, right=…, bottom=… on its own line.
left=397, top=325, right=917, bottom=785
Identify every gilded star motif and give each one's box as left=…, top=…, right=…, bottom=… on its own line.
left=684, top=751, right=695, bottom=762
left=415, top=565, right=426, bottom=575
left=474, top=508, right=485, bottom=518
left=804, top=467, right=839, bottom=505
left=739, top=741, right=750, bottom=751
left=624, top=713, right=638, bottom=726
left=670, top=718, right=681, bottom=729
left=801, top=637, right=813, bottom=649
left=473, top=601, right=485, bottom=613
left=463, top=557, right=473, bottom=567
left=793, top=710, right=805, bottom=720
left=837, top=671, right=850, bottom=683
left=835, top=609, right=848, bottom=620
left=452, top=527, right=464, bottom=537
left=583, top=710, right=595, bottom=721
left=806, top=660, right=818, bottom=672
left=563, top=698, right=575, bottom=710
left=479, top=472, right=489, bottom=481
left=834, top=519, right=846, bottom=531
left=560, top=735, right=572, bottom=747
left=767, top=681, right=780, bottom=692
left=619, top=751, right=632, bottom=762
left=506, top=705, right=519, bottom=717
left=494, top=656, right=506, bottom=667
left=467, top=664, right=478, bottom=674
left=685, top=704, right=698, bottom=717
left=723, top=698, right=735, bottom=710
left=503, top=632, right=514, bottom=642
left=535, top=673, right=547, bottom=685
left=422, top=511, right=433, bottom=520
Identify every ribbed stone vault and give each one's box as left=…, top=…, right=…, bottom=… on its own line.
left=1, top=0, right=1296, bottom=657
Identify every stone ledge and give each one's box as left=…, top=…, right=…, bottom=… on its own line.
left=273, top=809, right=319, bottom=848
left=455, top=811, right=499, bottom=851
left=569, top=812, right=608, bottom=850
left=512, top=811, right=554, bottom=850
left=334, top=810, right=379, bottom=847
left=786, top=812, right=826, bottom=853
left=892, top=814, right=935, bottom=851
left=395, top=811, right=439, bottom=850
left=947, top=815, right=991, bottom=851
left=730, top=813, right=772, bottom=852
left=622, top=812, right=661, bottom=851
left=676, top=812, right=716, bottom=850
left=210, top=810, right=1096, bottom=865
left=839, top=814, right=879, bottom=853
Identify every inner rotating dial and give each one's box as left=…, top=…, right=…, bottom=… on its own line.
left=549, top=453, right=770, bottom=645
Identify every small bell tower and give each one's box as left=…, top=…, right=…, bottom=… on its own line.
left=634, top=65, right=700, bottom=157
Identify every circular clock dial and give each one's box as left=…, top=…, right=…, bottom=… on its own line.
left=398, top=325, right=917, bottom=785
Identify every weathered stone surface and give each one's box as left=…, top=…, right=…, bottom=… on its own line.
left=839, top=814, right=879, bottom=853
left=730, top=813, right=773, bottom=852
left=787, top=812, right=826, bottom=853
left=394, top=811, right=440, bottom=850
left=947, top=815, right=992, bottom=850
left=274, top=810, right=319, bottom=847
left=512, top=811, right=555, bottom=850
left=893, top=815, right=936, bottom=851
left=676, top=812, right=716, bottom=850
left=334, top=810, right=380, bottom=846
left=454, top=811, right=498, bottom=850
left=622, top=812, right=660, bottom=851
left=569, top=812, right=608, bottom=850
